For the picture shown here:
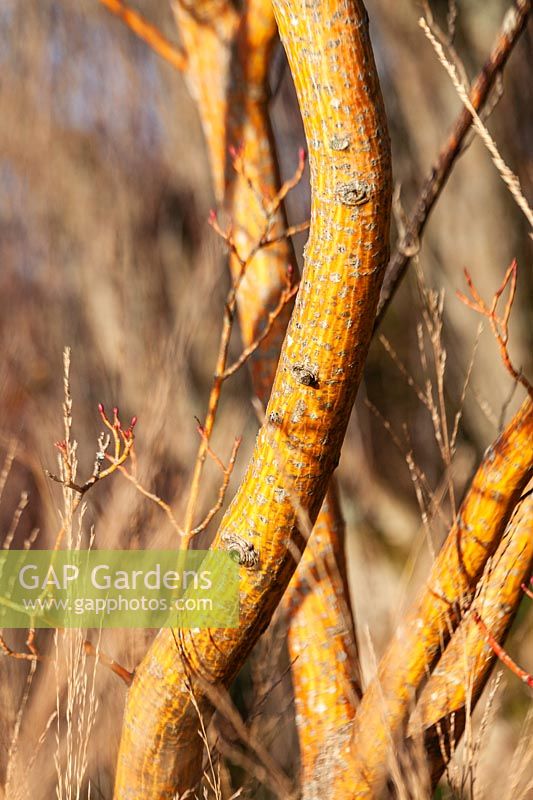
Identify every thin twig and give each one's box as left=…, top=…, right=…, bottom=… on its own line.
left=260, top=220, right=310, bottom=248
left=376, top=0, right=532, bottom=328
left=115, top=465, right=184, bottom=536
left=457, top=259, right=532, bottom=395
left=98, top=0, right=187, bottom=72
left=46, top=404, right=137, bottom=497
left=190, top=437, right=241, bottom=536
left=182, top=150, right=304, bottom=540
left=0, top=630, right=42, bottom=662
left=83, top=641, right=134, bottom=686
left=473, top=611, right=533, bottom=688
left=0, top=635, right=133, bottom=685
left=420, top=16, right=533, bottom=227
left=422, top=0, right=469, bottom=87
left=220, top=283, right=299, bottom=380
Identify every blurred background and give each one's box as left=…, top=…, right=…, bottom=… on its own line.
left=0, top=1, right=531, bottom=797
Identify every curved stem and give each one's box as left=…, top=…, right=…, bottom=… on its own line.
left=113, top=0, right=391, bottom=795
left=179, top=3, right=364, bottom=791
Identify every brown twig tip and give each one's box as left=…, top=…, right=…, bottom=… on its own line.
left=457, top=259, right=531, bottom=394
left=522, top=577, right=533, bottom=600
left=48, top=403, right=137, bottom=496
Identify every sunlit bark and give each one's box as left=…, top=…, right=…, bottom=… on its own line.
left=411, top=488, right=533, bottom=789
left=338, top=396, right=533, bottom=798
left=113, top=0, right=391, bottom=795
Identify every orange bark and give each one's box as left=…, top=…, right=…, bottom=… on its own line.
left=113, top=0, right=391, bottom=795
left=284, top=480, right=362, bottom=796
left=103, top=0, right=362, bottom=789
left=410, top=489, right=533, bottom=788
left=179, top=1, right=362, bottom=789
left=171, top=2, right=238, bottom=203
left=337, top=396, right=533, bottom=798
left=176, top=0, right=293, bottom=399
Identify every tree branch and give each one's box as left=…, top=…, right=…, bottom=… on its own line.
left=98, top=0, right=187, bottom=72
left=113, top=0, right=391, bottom=794
left=410, top=491, right=533, bottom=787
left=375, top=0, right=531, bottom=329
left=339, top=396, right=533, bottom=798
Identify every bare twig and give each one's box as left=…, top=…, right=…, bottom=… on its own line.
left=220, top=281, right=299, bottom=380
left=230, top=145, right=306, bottom=218
left=422, top=0, right=469, bottom=87
left=457, top=259, right=532, bottom=395
left=116, top=464, right=184, bottom=536
left=0, top=630, right=42, bottom=662
left=473, top=611, right=533, bottom=688
left=0, top=633, right=134, bottom=687
left=268, top=147, right=306, bottom=211
left=83, top=641, right=134, bottom=686
left=189, top=434, right=242, bottom=537
left=46, top=404, right=137, bottom=497
left=97, top=0, right=187, bottom=72
left=181, top=150, right=304, bottom=540
left=420, top=16, right=533, bottom=227
left=376, top=0, right=532, bottom=328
